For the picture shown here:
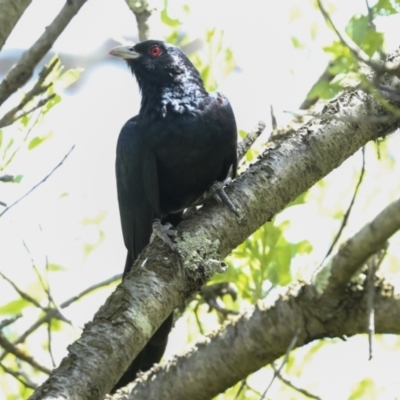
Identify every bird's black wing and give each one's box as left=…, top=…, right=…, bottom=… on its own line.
left=114, top=116, right=174, bottom=393
left=116, top=116, right=157, bottom=275
left=214, top=92, right=238, bottom=180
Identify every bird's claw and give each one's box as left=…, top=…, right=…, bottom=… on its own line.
left=151, top=219, right=177, bottom=251
left=210, top=179, right=240, bottom=217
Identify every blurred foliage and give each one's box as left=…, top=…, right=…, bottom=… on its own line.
left=0, top=56, right=84, bottom=395
left=306, top=0, right=400, bottom=102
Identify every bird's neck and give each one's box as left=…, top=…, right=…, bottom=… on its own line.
left=138, top=74, right=208, bottom=118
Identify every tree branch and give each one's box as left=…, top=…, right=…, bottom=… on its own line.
left=110, top=196, right=400, bottom=400
left=29, top=47, right=400, bottom=400
left=0, top=146, right=75, bottom=218
left=316, top=196, right=400, bottom=299
left=0, top=58, right=58, bottom=129
left=0, top=333, right=51, bottom=374
left=124, top=0, right=162, bottom=41
left=0, top=0, right=88, bottom=107
left=0, top=0, right=32, bottom=51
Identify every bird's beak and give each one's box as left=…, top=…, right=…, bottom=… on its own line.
left=109, top=45, right=141, bottom=60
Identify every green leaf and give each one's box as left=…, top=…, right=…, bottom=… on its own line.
left=57, top=68, right=83, bottom=91
left=42, top=95, right=61, bottom=114
left=349, top=378, right=377, bottom=399
left=28, top=131, right=53, bottom=150
left=372, top=0, right=400, bottom=16
left=161, top=4, right=181, bottom=27
left=20, top=114, right=30, bottom=127
left=13, top=175, right=23, bottom=183
left=291, top=36, right=304, bottom=49
left=48, top=263, right=66, bottom=272
left=0, top=130, right=3, bottom=149
left=345, top=15, right=383, bottom=57
left=0, top=298, right=30, bottom=314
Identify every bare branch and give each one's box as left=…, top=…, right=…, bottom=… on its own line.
left=366, top=247, right=387, bottom=360
left=0, top=361, right=37, bottom=389
left=60, top=273, right=121, bottom=309
left=315, top=197, right=400, bottom=298
left=122, top=272, right=400, bottom=400
left=299, top=61, right=335, bottom=110
left=319, top=147, right=366, bottom=266
left=0, top=58, right=58, bottom=129
left=286, top=110, right=399, bottom=124
left=261, top=328, right=300, bottom=399
left=0, top=333, right=51, bottom=374
left=0, top=0, right=88, bottom=107
left=0, top=145, right=75, bottom=217
left=0, top=270, right=44, bottom=310
left=237, top=120, right=265, bottom=161
left=271, top=363, right=322, bottom=400
left=0, top=93, right=56, bottom=129
left=124, top=0, right=162, bottom=41
left=0, top=0, right=32, bottom=51
left=0, top=174, right=14, bottom=182
left=0, top=315, right=22, bottom=330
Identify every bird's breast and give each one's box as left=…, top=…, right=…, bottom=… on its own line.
left=143, top=114, right=230, bottom=213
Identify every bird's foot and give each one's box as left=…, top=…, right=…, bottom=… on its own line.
left=210, top=179, right=240, bottom=217
left=151, top=219, right=178, bottom=251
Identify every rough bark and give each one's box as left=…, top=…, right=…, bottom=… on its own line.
left=29, top=47, right=400, bottom=400
left=117, top=197, right=400, bottom=400
left=0, top=0, right=32, bottom=51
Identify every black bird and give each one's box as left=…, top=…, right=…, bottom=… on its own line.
left=109, top=40, right=238, bottom=391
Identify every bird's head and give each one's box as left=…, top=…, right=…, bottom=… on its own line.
left=109, top=40, right=204, bottom=90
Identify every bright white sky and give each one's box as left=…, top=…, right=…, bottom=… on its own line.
left=1, top=0, right=400, bottom=397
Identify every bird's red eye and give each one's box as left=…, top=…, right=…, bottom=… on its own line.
left=149, top=45, right=162, bottom=57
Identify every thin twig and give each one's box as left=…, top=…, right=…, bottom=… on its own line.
left=23, top=240, right=48, bottom=294
left=0, top=270, right=44, bottom=310
left=365, top=0, right=375, bottom=29
left=0, top=58, right=58, bottom=129
left=1, top=104, right=42, bottom=170
left=193, top=303, right=205, bottom=335
left=366, top=246, right=387, bottom=360
left=0, top=174, right=14, bottom=182
left=47, top=320, right=56, bottom=368
left=22, top=240, right=71, bottom=325
left=0, top=315, right=22, bottom=330
left=270, top=106, right=277, bottom=130
left=319, top=147, right=366, bottom=266
left=272, top=363, right=322, bottom=400
left=234, top=379, right=247, bottom=400
left=0, top=274, right=121, bottom=362
left=285, top=110, right=399, bottom=124
left=260, top=328, right=301, bottom=399
left=0, top=145, right=75, bottom=217
left=0, top=361, right=37, bottom=389
left=0, top=93, right=56, bottom=129
left=299, top=61, right=336, bottom=110
left=0, top=333, right=51, bottom=374
left=60, top=273, right=121, bottom=308
left=237, top=120, right=266, bottom=161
